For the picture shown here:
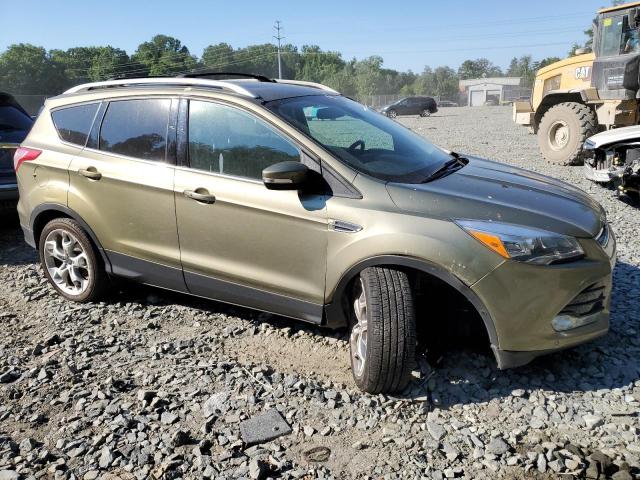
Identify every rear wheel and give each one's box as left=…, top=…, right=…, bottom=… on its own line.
left=420, top=109, right=431, bottom=117
left=537, top=102, right=597, bottom=165
left=39, top=218, right=108, bottom=302
left=349, top=267, right=416, bottom=394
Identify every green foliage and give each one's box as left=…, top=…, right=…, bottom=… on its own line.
left=0, top=34, right=561, bottom=101
left=132, top=34, right=197, bottom=77
left=457, top=58, right=503, bottom=80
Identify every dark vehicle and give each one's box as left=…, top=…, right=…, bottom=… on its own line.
left=380, top=96, right=438, bottom=118
left=0, top=93, right=33, bottom=208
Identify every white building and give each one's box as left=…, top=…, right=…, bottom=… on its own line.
left=459, top=77, right=526, bottom=106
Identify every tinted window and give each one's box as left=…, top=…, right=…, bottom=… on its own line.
left=100, top=99, right=170, bottom=161
left=0, top=105, right=32, bottom=132
left=52, top=103, right=99, bottom=146
left=188, top=100, right=300, bottom=180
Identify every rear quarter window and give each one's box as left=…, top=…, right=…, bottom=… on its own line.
left=51, top=103, right=100, bottom=146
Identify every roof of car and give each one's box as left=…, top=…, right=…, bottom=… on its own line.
left=61, top=77, right=340, bottom=103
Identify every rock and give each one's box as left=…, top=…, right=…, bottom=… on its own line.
left=99, top=446, right=115, bottom=469
left=585, top=461, right=600, bottom=479
left=137, top=389, right=156, bottom=402
left=171, top=430, right=190, bottom=447
left=161, top=411, right=179, bottom=425
left=537, top=453, right=547, bottom=473
left=485, top=437, right=510, bottom=456
left=427, top=421, right=446, bottom=441
left=84, top=471, right=99, bottom=480
left=352, top=441, right=366, bottom=450
left=583, top=414, right=604, bottom=429
left=239, top=409, right=292, bottom=446
left=612, top=471, right=633, bottom=480
left=303, top=426, right=315, bottom=436
left=511, top=389, right=526, bottom=397
left=249, top=458, right=269, bottom=480
left=0, top=369, right=18, bottom=383
left=303, top=446, right=331, bottom=463
left=19, top=437, right=38, bottom=453
left=203, top=391, right=230, bottom=417
left=0, top=471, right=19, bottom=480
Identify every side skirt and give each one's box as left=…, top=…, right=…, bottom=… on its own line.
left=107, top=250, right=323, bottom=325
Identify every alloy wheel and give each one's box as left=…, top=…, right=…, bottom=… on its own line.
left=350, top=278, right=368, bottom=377
left=43, top=229, right=91, bottom=295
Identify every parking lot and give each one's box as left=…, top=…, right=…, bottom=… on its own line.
left=1, top=106, right=639, bottom=479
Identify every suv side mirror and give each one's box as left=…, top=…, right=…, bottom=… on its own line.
left=262, top=161, right=309, bottom=190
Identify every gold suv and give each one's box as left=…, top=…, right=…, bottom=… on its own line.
left=15, top=74, right=616, bottom=393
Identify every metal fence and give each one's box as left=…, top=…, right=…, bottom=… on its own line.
left=12, top=95, right=51, bottom=116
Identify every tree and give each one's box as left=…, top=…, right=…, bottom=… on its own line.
left=506, top=55, right=536, bottom=87
left=0, top=44, right=65, bottom=94
left=457, top=58, right=502, bottom=80
left=132, top=35, right=197, bottom=76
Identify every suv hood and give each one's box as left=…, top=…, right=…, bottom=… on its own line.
left=386, top=157, right=604, bottom=238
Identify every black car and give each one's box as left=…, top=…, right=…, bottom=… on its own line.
left=0, top=93, right=33, bottom=208
left=380, top=96, right=438, bottom=118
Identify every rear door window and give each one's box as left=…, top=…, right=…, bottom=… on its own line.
left=0, top=105, right=32, bottom=132
left=99, top=99, right=171, bottom=161
left=51, top=103, right=99, bottom=146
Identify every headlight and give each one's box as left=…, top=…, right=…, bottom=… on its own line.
left=456, top=220, right=584, bottom=265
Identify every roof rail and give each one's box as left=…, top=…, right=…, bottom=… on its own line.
left=177, top=71, right=274, bottom=83
left=275, top=79, right=340, bottom=94
left=63, top=77, right=260, bottom=98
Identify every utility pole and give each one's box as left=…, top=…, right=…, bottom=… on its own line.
left=273, top=20, right=284, bottom=79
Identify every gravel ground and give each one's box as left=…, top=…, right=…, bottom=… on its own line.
left=1, top=106, right=639, bottom=480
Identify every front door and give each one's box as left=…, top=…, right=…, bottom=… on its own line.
left=174, top=99, right=328, bottom=322
left=68, top=97, right=184, bottom=290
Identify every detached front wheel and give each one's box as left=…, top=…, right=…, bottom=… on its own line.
left=349, top=267, right=416, bottom=394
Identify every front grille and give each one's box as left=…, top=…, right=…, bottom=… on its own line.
left=560, top=283, right=606, bottom=317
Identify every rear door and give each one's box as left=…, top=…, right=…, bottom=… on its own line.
left=174, top=98, right=328, bottom=322
left=68, top=97, right=185, bottom=290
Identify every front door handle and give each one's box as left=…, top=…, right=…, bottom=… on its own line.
left=78, top=168, right=102, bottom=180
left=184, top=189, right=216, bottom=204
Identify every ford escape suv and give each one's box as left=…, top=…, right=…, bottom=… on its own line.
left=15, top=75, right=616, bottom=393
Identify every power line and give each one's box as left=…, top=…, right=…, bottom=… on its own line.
left=273, top=20, right=285, bottom=79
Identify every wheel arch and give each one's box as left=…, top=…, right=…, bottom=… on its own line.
left=30, top=203, right=112, bottom=272
left=323, top=255, right=499, bottom=347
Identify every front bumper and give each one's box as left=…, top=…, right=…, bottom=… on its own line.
left=584, top=163, right=624, bottom=183
left=473, top=234, right=616, bottom=368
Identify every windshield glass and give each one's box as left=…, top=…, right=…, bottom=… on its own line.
left=266, top=95, right=453, bottom=183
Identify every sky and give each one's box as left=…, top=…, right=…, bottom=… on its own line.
left=0, top=0, right=611, bottom=72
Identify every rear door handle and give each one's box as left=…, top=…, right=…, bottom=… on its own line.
left=78, top=168, right=102, bottom=180
left=184, top=189, right=216, bottom=204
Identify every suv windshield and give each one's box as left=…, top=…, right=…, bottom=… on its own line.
left=266, top=95, right=453, bottom=183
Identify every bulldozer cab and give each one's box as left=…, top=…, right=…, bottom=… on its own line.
left=592, top=3, right=640, bottom=100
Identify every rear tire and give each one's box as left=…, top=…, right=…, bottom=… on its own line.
left=39, top=218, right=108, bottom=302
left=349, top=267, right=416, bottom=394
left=537, top=102, right=597, bottom=165
left=420, top=109, right=431, bottom=117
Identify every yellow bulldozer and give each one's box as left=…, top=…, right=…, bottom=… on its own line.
left=514, top=1, right=640, bottom=164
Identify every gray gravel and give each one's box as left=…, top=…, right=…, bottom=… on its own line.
left=0, top=106, right=639, bottom=479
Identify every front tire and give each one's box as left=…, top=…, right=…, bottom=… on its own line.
left=387, top=109, right=397, bottom=119
left=39, top=218, right=108, bottom=302
left=349, top=267, right=416, bottom=394
left=537, top=102, right=597, bottom=165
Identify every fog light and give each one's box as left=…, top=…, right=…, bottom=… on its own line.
left=552, top=313, right=599, bottom=332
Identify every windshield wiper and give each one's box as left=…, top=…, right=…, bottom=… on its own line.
left=423, top=157, right=467, bottom=182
